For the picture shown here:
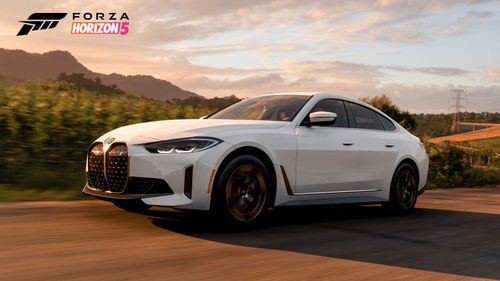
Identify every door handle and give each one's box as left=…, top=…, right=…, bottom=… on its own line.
left=342, top=142, right=354, bottom=146
left=385, top=144, right=395, bottom=148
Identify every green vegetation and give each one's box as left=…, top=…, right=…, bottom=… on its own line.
left=364, top=96, right=499, bottom=188
left=459, top=138, right=500, bottom=154
left=0, top=85, right=498, bottom=201
left=57, top=73, right=124, bottom=95
left=411, top=112, right=500, bottom=138
left=425, top=141, right=500, bottom=188
left=361, top=95, right=416, bottom=130
left=0, top=80, right=237, bottom=201
left=0, top=184, right=86, bottom=201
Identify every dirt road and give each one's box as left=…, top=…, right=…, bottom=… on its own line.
left=1, top=187, right=499, bottom=281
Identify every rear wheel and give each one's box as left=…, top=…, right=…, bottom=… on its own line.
left=113, top=199, right=151, bottom=213
left=385, top=163, right=418, bottom=214
left=212, top=154, right=272, bottom=228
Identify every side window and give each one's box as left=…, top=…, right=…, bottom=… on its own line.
left=309, top=99, right=349, bottom=127
left=377, top=114, right=396, bottom=131
left=347, top=102, right=384, bottom=130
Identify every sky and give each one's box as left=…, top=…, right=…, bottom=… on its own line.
left=1, top=0, right=500, bottom=113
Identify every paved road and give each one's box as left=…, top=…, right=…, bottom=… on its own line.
left=1, top=187, right=499, bottom=281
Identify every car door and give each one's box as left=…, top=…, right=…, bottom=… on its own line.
left=295, top=99, right=359, bottom=194
left=345, top=101, right=400, bottom=190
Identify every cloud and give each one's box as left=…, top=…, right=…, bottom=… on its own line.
left=1, top=0, right=499, bottom=113
left=304, top=0, right=497, bottom=44
left=386, top=66, right=471, bottom=76
left=282, top=60, right=471, bottom=80
left=463, top=10, right=494, bottom=19
left=177, top=73, right=284, bottom=90
left=46, top=0, right=498, bottom=46
left=283, top=60, right=382, bottom=82
left=175, top=71, right=499, bottom=113
left=483, top=68, right=500, bottom=79
left=137, top=19, right=233, bottom=44
left=369, top=26, right=428, bottom=44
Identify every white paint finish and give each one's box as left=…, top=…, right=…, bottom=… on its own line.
left=295, top=127, right=359, bottom=193
left=356, top=129, right=401, bottom=190
left=85, top=92, right=429, bottom=210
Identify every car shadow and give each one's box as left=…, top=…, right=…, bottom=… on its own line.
left=145, top=205, right=500, bottom=279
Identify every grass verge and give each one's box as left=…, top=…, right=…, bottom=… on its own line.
left=0, top=184, right=89, bottom=202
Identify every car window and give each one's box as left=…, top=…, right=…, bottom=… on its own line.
left=377, top=114, right=396, bottom=131
left=347, top=102, right=384, bottom=130
left=307, top=99, right=349, bottom=127
left=209, top=95, right=311, bottom=122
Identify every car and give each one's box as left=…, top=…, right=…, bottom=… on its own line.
left=83, top=92, right=428, bottom=226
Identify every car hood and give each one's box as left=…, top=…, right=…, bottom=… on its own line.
left=95, top=119, right=286, bottom=145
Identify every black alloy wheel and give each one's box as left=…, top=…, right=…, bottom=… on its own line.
left=212, top=154, right=272, bottom=227
left=385, top=163, right=418, bottom=214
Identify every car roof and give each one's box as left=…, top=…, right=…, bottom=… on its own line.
left=258, top=92, right=362, bottom=103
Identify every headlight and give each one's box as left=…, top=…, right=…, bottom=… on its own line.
left=144, top=137, right=222, bottom=154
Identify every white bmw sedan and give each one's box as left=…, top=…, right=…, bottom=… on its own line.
left=83, top=92, right=428, bottom=226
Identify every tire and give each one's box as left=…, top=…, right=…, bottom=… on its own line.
left=112, top=199, right=151, bottom=213
left=211, top=154, right=272, bottom=228
left=385, top=163, right=419, bottom=214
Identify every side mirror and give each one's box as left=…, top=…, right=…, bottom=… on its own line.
left=199, top=115, right=208, bottom=119
left=306, top=111, right=337, bottom=126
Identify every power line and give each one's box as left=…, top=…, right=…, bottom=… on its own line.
left=449, top=89, right=466, bottom=133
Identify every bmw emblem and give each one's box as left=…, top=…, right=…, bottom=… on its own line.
left=106, top=137, right=115, bottom=145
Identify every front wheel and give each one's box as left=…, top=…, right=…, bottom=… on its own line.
left=385, top=163, right=418, bottom=214
left=211, top=154, right=272, bottom=228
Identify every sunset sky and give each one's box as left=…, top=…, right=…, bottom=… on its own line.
left=1, top=0, right=500, bottom=112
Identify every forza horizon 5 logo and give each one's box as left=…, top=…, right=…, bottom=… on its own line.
left=17, top=12, right=129, bottom=36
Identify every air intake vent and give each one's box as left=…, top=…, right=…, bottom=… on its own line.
left=184, top=166, right=193, bottom=199
left=126, top=177, right=174, bottom=195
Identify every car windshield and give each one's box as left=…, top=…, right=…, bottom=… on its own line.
left=208, top=95, right=311, bottom=121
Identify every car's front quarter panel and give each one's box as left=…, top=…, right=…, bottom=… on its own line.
left=213, top=124, right=298, bottom=206
left=127, top=141, right=234, bottom=210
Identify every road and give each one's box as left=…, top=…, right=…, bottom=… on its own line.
left=1, top=187, right=499, bottom=281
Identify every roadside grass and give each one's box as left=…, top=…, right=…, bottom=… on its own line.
left=459, top=137, right=500, bottom=154
left=0, top=184, right=88, bottom=202
left=424, top=138, right=500, bottom=188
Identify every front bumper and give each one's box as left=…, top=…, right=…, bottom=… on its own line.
left=83, top=140, right=233, bottom=210
left=82, top=183, right=172, bottom=200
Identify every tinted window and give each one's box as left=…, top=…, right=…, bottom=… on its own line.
left=209, top=95, right=310, bottom=121
left=308, top=99, right=349, bottom=127
left=347, top=102, right=384, bottom=130
left=378, top=114, right=396, bottom=131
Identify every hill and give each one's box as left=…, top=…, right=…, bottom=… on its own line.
left=0, top=48, right=199, bottom=101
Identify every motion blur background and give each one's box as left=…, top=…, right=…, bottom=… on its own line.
left=0, top=0, right=499, bottom=200
left=1, top=2, right=500, bottom=281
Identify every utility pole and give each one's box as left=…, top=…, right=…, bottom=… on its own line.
left=449, top=89, right=466, bottom=133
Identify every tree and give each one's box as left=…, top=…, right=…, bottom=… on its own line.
left=361, top=95, right=417, bottom=131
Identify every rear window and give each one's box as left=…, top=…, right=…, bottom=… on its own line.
left=347, top=102, right=384, bottom=130
left=378, top=114, right=396, bottom=131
